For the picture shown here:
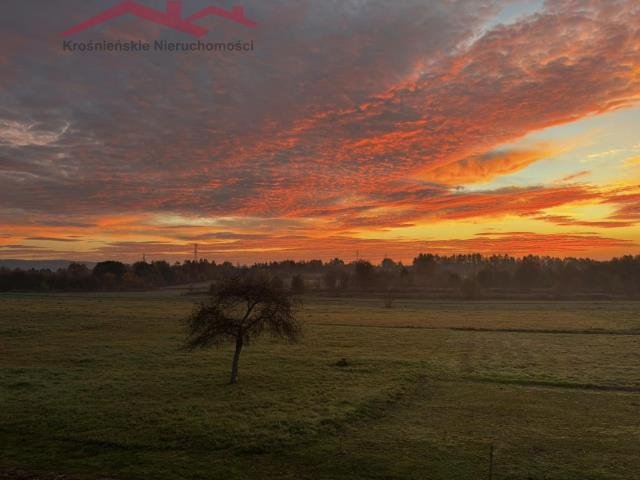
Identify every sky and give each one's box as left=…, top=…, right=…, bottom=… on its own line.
left=0, top=0, right=639, bottom=264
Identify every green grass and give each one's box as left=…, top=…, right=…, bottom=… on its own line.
left=1, top=293, right=639, bottom=479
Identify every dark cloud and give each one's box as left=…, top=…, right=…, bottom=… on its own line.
left=0, top=0, right=505, bottom=217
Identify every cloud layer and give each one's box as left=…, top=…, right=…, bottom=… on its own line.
left=0, top=0, right=639, bottom=261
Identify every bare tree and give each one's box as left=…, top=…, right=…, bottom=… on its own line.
left=184, top=276, right=302, bottom=384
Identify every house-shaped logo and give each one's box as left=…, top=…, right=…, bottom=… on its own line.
left=61, top=0, right=257, bottom=38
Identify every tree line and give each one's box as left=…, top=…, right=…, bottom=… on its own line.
left=1, top=253, right=640, bottom=297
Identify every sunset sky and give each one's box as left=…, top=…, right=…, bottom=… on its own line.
left=1, top=0, right=639, bottom=263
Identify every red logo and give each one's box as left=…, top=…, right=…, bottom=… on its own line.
left=61, top=0, right=257, bottom=38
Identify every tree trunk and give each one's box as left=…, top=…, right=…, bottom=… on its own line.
left=229, top=336, right=243, bottom=384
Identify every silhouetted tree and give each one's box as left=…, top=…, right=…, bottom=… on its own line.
left=399, top=264, right=411, bottom=284
left=354, top=260, right=375, bottom=289
left=3, top=254, right=640, bottom=297
left=413, top=253, right=437, bottom=276
left=516, top=256, right=541, bottom=291
left=460, top=277, right=479, bottom=299
left=381, top=257, right=397, bottom=271
left=446, top=272, right=462, bottom=288
left=291, top=274, right=305, bottom=294
left=184, top=276, right=302, bottom=384
left=93, top=261, right=127, bottom=280
left=270, top=275, right=284, bottom=290
left=476, top=268, right=493, bottom=288
left=323, top=269, right=338, bottom=290
left=67, top=263, right=90, bottom=278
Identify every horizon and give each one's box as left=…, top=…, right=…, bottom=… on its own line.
left=1, top=1, right=639, bottom=263
left=2, top=249, right=640, bottom=269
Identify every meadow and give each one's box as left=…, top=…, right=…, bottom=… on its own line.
left=1, top=293, right=639, bottom=479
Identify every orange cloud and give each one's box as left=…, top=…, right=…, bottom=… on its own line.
left=421, top=146, right=557, bottom=185
left=535, top=215, right=635, bottom=229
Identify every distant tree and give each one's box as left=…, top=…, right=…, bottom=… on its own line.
left=328, top=258, right=345, bottom=267
left=132, top=261, right=165, bottom=287
left=4, top=253, right=640, bottom=296
left=153, top=260, right=175, bottom=284
left=338, top=271, right=350, bottom=290
left=460, top=277, right=479, bottom=299
left=121, top=271, right=144, bottom=289
left=93, top=261, right=127, bottom=280
left=476, top=268, right=494, bottom=288
left=63, top=263, right=92, bottom=289
left=100, top=272, right=119, bottom=290
left=184, top=276, right=302, bottom=384
left=67, top=263, right=90, bottom=278
left=413, top=253, right=437, bottom=276
left=446, top=272, right=462, bottom=288
left=290, top=274, right=305, bottom=295
left=270, top=275, right=284, bottom=290
left=492, top=269, right=513, bottom=289
left=132, top=261, right=152, bottom=277
left=354, top=260, right=375, bottom=289
left=381, top=257, right=397, bottom=271
left=323, top=269, right=338, bottom=290
left=378, top=269, right=395, bottom=291
left=516, top=256, right=541, bottom=291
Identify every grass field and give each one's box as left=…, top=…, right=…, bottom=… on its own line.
left=1, top=293, right=640, bottom=479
